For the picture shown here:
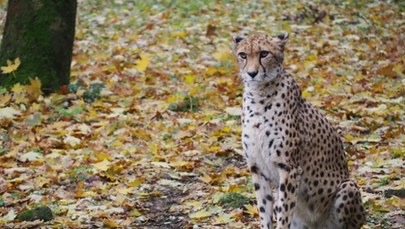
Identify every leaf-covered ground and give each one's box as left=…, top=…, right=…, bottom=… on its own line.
left=0, top=0, right=404, bottom=228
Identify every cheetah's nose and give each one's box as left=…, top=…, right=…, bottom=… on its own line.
left=247, top=71, right=258, bottom=78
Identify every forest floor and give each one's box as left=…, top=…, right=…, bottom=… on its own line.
left=0, top=0, right=404, bottom=228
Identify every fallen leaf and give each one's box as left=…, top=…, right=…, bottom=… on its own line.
left=244, top=204, right=259, bottom=217
left=2, top=209, right=16, bottom=222
left=189, top=209, right=212, bottom=220
left=213, top=213, right=234, bottom=224
left=19, top=151, right=43, bottom=162
left=0, top=93, right=12, bottom=107
left=225, top=106, right=242, bottom=116
left=1, top=57, right=20, bottom=74
left=63, top=135, right=81, bottom=147
left=93, top=159, right=111, bottom=172
left=0, top=107, right=21, bottom=119
left=135, top=54, right=149, bottom=72
left=212, top=48, right=232, bottom=62
left=26, top=78, right=42, bottom=101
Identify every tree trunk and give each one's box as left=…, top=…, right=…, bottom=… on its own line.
left=0, top=0, right=77, bottom=94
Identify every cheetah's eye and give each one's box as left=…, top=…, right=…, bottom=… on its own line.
left=260, top=51, right=269, bottom=58
left=238, top=52, right=247, bottom=59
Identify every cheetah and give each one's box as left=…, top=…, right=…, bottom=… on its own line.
left=233, top=33, right=365, bottom=229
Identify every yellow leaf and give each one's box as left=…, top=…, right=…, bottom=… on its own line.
left=0, top=93, right=12, bottom=107
left=357, top=179, right=366, bottom=186
left=93, top=159, right=111, bottom=171
left=184, top=74, right=195, bottom=85
left=114, top=193, right=126, bottom=205
left=207, top=145, right=220, bottom=152
left=188, top=86, right=199, bottom=96
left=132, top=129, right=151, bottom=141
left=367, top=104, right=388, bottom=115
left=116, top=186, right=134, bottom=195
left=366, top=134, right=382, bottom=143
left=82, top=190, right=97, bottom=197
left=149, top=142, right=160, bottom=155
left=344, top=133, right=360, bottom=145
left=95, top=152, right=112, bottom=161
left=304, top=54, right=317, bottom=70
left=11, top=83, right=25, bottom=94
left=1, top=57, right=20, bottom=74
left=386, top=196, right=405, bottom=209
left=393, top=63, right=404, bottom=76
left=171, top=31, right=187, bottom=39
left=75, top=181, right=85, bottom=197
left=206, top=66, right=220, bottom=76
left=95, top=52, right=110, bottom=61
left=103, top=219, right=119, bottom=228
left=131, top=208, right=142, bottom=217
left=26, top=78, right=42, bottom=100
left=368, top=200, right=390, bottom=213
left=200, top=173, right=212, bottom=184
left=214, top=213, right=234, bottom=224
left=186, top=201, right=203, bottom=209
left=111, top=141, right=123, bottom=147
left=212, top=48, right=232, bottom=62
left=244, top=204, right=259, bottom=217
left=59, top=199, right=75, bottom=205
left=11, top=83, right=29, bottom=104
left=170, top=160, right=192, bottom=168
left=397, top=177, right=405, bottom=189
left=34, top=176, right=50, bottom=188
left=222, top=126, right=231, bottom=133
left=166, top=93, right=181, bottom=103
left=14, top=93, right=29, bottom=104
left=135, top=54, right=149, bottom=72
left=189, top=209, right=212, bottom=219
left=128, top=178, right=142, bottom=187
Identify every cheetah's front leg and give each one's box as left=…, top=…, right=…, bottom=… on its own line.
left=274, top=167, right=302, bottom=229
left=248, top=163, right=274, bottom=229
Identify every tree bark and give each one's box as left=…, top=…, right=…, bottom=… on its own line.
left=0, top=0, right=77, bottom=94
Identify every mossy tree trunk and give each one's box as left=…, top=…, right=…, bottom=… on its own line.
left=0, top=0, right=77, bottom=94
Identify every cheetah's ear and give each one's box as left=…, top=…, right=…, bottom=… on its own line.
left=276, top=32, right=289, bottom=40
left=232, top=35, right=244, bottom=44
left=274, top=32, right=289, bottom=51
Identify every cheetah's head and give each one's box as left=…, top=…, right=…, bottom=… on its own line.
left=233, top=32, right=288, bottom=85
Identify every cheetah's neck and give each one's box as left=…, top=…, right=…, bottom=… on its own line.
left=242, top=69, right=301, bottom=119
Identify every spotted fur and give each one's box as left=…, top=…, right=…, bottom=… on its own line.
left=233, top=33, right=365, bottom=229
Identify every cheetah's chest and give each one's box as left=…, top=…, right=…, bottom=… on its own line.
left=242, top=102, right=283, bottom=185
